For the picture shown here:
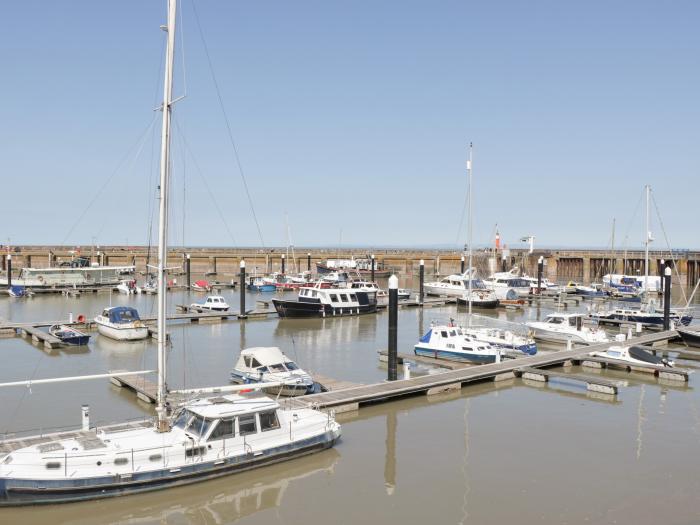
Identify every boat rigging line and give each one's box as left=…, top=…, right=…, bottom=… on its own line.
left=61, top=115, right=159, bottom=246
left=190, top=0, right=266, bottom=248
left=173, top=116, right=238, bottom=245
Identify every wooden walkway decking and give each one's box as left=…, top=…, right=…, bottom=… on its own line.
left=277, top=330, right=682, bottom=412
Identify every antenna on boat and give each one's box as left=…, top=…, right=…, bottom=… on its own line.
left=156, top=0, right=177, bottom=433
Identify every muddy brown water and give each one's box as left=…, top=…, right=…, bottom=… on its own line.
left=0, top=284, right=699, bottom=524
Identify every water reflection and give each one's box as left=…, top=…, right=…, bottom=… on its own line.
left=274, top=315, right=378, bottom=347
left=384, top=411, right=396, bottom=495
left=13, top=449, right=340, bottom=525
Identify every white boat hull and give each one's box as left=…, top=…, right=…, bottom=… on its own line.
left=96, top=321, right=149, bottom=341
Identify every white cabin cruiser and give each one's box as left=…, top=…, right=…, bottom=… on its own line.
left=590, top=344, right=674, bottom=367
left=414, top=323, right=501, bottom=364
left=190, top=295, right=230, bottom=312
left=230, top=347, right=317, bottom=396
left=527, top=313, right=609, bottom=345
left=483, top=273, right=531, bottom=299
left=0, top=392, right=339, bottom=506
left=94, top=306, right=149, bottom=341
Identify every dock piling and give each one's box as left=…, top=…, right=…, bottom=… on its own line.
left=419, top=259, right=424, bottom=305
left=460, top=255, right=465, bottom=274
left=371, top=254, right=375, bottom=282
left=537, top=256, right=543, bottom=295
left=239, top=260, right=246, bottom=319
left=186, top=253, right=191, bottom=289
left=388, top=275, right=398, bottom=381
left=307, top=252, right=311, bottom=272
left=6, top=255, right=11, bottom=289
left=663, top=267, right=671, bottom=330
left=281, top=254, right=285, bottom=275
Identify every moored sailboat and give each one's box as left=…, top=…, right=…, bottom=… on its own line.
left=0, top=2, right=340, bottom=505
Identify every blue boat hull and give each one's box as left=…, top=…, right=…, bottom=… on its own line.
left=247, top=284, right=276, bottom=292
left=60, top=335, right=90, bottom=346
left=414, top=346, right=497, bottom=364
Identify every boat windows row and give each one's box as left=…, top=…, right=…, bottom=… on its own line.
left=174, top=409, right=281, bottom=439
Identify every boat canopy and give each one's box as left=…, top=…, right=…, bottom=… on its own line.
left=108, top=306, right=141, bottom=323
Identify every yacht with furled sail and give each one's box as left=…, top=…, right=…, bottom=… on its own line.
left=0, top=2, right=340, bottom=505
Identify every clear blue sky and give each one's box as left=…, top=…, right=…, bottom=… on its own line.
left=2, top=1, right=698, bottom=250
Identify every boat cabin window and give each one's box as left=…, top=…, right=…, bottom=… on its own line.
left=449, top=330, right=457, bottom=337
left=285, top=361, right=299, bottom=371
left=441, top=330, right=448, bottom=338
left=174, top=409, right=194, bottom=429
left=102, top=309, right=109, bottom=317
left=312, top=290, right=318, bottom=298
left=238, top=414, right=257, bottom=436
left=329, top=294, right=339, bottom=302
left=340, top=294, right=349, bottom=302
left=350, top=294, right=357, bottom=301
left=259, top=410, right=280, bottom=432
left=270, top=363, right=286, bottom=373
left=114, top=457, right=129, bottom=466
left=46, top=461, right=62, bottom=470
left=456, top=329, right=463, bottom=335
left=547, top=317, right=564, bottom=324
left=209, top=418, right=235, bottom=440
left=185, top=414, right=215, bottom=438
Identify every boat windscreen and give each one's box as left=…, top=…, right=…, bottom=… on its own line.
left=419, top=329, right=432, bottom=343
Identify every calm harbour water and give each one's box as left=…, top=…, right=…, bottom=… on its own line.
left=1, top=283, right=699, bottom=525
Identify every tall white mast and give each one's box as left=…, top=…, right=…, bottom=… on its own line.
left=644, top=184, right=650, bottom=295
left=156, top=0, right=177, bottom=432
left=467, top=143, right=473, bottom=324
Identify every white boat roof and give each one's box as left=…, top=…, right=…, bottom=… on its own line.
left=546, top=312, right=584, bottom=319
left=185, top=393, right=280, bottom=419
left=239, top=346, right=292, bottom=366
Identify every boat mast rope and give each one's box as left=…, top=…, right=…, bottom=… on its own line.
left=651, top=192, right=689, bottom=307
left=190, top=0, right=265, bottom=248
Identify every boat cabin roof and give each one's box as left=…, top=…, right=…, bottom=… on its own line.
left=205, top=295, right=226, bottom=302
left=102, top=306, right=141, bottom=323
left=238, top=346, right=293, bottom=366
left=183, top=393, right=279, bottom=419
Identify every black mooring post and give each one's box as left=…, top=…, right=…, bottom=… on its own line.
left=663, top=267, right=672, bottom=330
left=281, top=254, right=285, bottom=275
left=6, top=255, right=11, bottom=289
left=419, top=259, right=424, bottom=305
left=186, top=253, right=191, bottom=290
left=307, top=253, right=311, bottom=272
left=460, top=255, right=465, bottom=274
left=659, top=259, right=665, bottom=297
left=239, top=260, right=246, bottom=318
left=371, top=254, right=375, bottom=282
left=388, top=275, right=398, bottom=381
left=537, top=256, right=544, bottom=295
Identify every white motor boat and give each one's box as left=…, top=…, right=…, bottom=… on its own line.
left=527, top=313, right=609, bottom=345
left=190, top=295, right=230, bottom=312
left=483, top=270, right=531, bottom=299
left=116, top=279, right=138, bottom=295
left=94, top=306, right=149, bottom=341
left=414, top=323, right=501, bottom=364
left=461, top=326, right=537, bottom=355
left=230, top=347, right=316, bottom=396
left=590, top=344, right=674, bottom=367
